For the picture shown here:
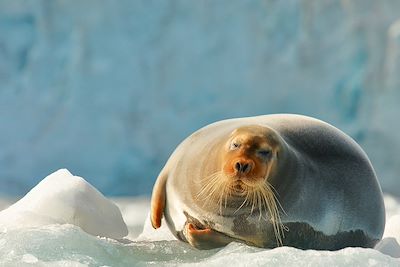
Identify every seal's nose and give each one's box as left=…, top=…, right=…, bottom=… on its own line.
left=234, top=160, right=253, bottom=174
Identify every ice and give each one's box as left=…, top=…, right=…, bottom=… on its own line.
left=375, top=238, right=400, bottom=258
left=113, top=196, right=151, bottom=239
left=0, top=170, right=399, bottom=266
left=0, top=224, right=399, bottom=267
left=384, top=215, right=400, bottom=243
left=136, top=215, right=175, bottom=242
left=375, top=196, right=400, bottom=258
left=22, top=254, right=39, bottom=264
left=375, top=215, right=400, bottom=258
left=0, top=169, right=128, bottom=240
left=0, top=224, right=209, bottom=267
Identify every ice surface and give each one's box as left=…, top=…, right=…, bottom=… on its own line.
left=136, top=215, right=176, bottom=242
left=384, top=215, right=400, bottom=242
left=375, top=238, right=400, bottom=259
left=0, top=203, right=399, bottom=266
left=0, top=169, right=128, bottom=240
left=375, top=215, right=400, bottom=258
left=113, top=196, right=151, bottom=239
left=0, top=170, right=400, bottom=266
left=0, top=219, right=399, bottom=266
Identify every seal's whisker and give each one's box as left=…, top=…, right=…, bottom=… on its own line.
left=267, top=182, right=287, bottom=216
left=197, top=175, right=217, bottom=193
left=260, top=183, right=287, bottom=246
left=268, top=183, right=280, bottom=196
left=234, top=190, right=249, bottom=214
left=266, top=183, right=288, bottom=217
left=196, top=181, right=216, bottom=198
left=197, top=172, right=231, bottom=210
left=223, top=186, right=229, bottom=209
left=217, top=178, right=229, bottom=214
left=197, top=183, right=218, bottom=204
left=197, top=172, right=224, bottom=199
left=195, top=173, right=219, bottom=193
left=199, top=171, right=221, bottom=182
left=250, top=189, right=257, bottom=214
left=257, top=191, right=263, bottom=221
left=260, top=185, right=279, bottom=244
left=225, top=191, right=229, bottom=208
left=204, top=180, right=222, bottom=198
left=217, top=190, right=222, bottom=212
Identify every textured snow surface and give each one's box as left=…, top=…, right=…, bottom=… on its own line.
left=376, top=215, right=400, bottom=258
left=1, top=1, right=400, bottom=197
left=0, top=170, right=399, bottom=266
left=0, top=214, right=399, bottom=267
left=0, top=169, right=128, bottom=240
left=1, top=226, right=399, bottom=267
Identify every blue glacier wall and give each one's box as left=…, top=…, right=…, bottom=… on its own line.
left=1, top=0, right=400, bottom=196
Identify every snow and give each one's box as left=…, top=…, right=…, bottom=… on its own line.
left=375, top=215, right=400, bottom=258
left=2, top=223, right=400, bottom=267
left=0, top=169, right=399, bottom=266
left=0, top=169, right=128, bottom=240
left=384, top=215, right=400, bottom=242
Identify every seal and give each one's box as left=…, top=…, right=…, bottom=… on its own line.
left=150, top=114, right=385, bottom=250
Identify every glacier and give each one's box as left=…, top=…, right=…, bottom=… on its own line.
left=1, top=0, right=400, bottom=197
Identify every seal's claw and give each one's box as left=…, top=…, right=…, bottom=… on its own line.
left=184, top=223, right=234, bottom=250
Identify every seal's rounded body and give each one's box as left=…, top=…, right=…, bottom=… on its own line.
left=151, top=114, right=385, bottom=250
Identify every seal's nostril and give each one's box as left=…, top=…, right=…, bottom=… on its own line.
left=242, top=163, right=249, bottom=173
left=235, top=162, right=242, bottom=172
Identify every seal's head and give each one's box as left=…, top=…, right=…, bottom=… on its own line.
left=222, top=125, right=281, bottom=193
left=197, top=124, right=283, bottom=199
left=196, top=124, right=287, bottom=245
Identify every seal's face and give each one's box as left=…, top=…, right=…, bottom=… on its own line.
left=222, top=125, right=279, bottom=193
left=195, top=125, right=286, bottom=245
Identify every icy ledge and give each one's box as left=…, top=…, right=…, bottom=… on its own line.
left=0, top=169, right=128, bottom=240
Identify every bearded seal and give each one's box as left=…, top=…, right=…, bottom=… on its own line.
left=150, top=114, right=385, bottom=250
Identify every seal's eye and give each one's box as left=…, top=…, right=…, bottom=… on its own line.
left=258, top=149, right=272, bottom=159
left=230, top=142, right=240, bottom=150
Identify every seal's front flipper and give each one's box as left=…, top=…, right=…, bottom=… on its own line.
left=184, top=222, right=235, bottom=250
left=150, top=172, right=168, bottom=229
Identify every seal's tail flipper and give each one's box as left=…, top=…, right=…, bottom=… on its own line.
left=150, top=171, right=168, bottom=229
